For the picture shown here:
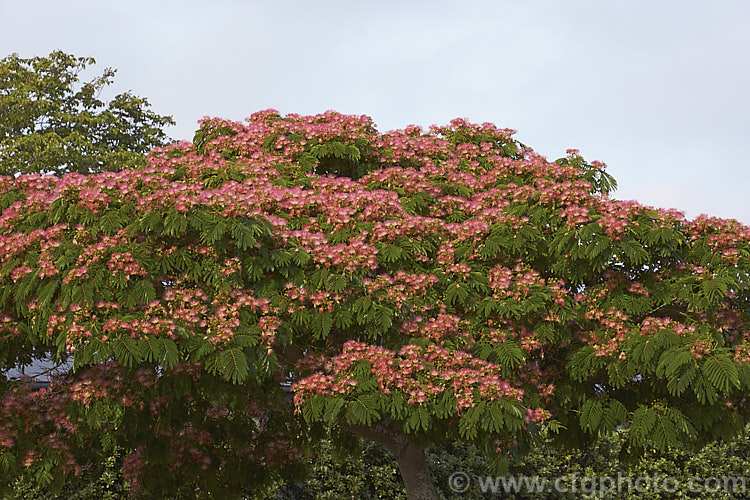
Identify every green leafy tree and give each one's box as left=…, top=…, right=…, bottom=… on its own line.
left=1, top=110, right=749, bottom=499
left=0, top=51, right=174, bottom=176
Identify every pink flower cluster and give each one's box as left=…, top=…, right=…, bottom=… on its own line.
left=398, top=311, right=471, bottom=344
left=107, top=252, right=147, bottom=279
left=488, top=263, right=545, bottom=300
left=362, top=271, right=439, bottom=309
left=639, top=316, right=697, bottom=337
left=293, top=340, right=524, bottom=414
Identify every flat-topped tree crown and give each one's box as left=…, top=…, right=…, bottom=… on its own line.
left=1, top=110, right=748, bottom=499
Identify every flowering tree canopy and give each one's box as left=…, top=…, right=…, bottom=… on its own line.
left=1, top=110, right=749, bottom=498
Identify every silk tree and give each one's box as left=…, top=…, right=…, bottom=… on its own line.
left=1, top=110, right=748, bottom=499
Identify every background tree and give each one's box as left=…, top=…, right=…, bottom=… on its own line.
left=0, top=51, right=174, bottom=176
left=0, top=110, right=749, bottom=499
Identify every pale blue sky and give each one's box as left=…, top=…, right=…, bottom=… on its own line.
left=1, top=0, right=748, bottom=223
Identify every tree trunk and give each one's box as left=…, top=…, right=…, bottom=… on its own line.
left=391, top=440, right=438, bottom=500
left=340, top=418, right=438, bottom=500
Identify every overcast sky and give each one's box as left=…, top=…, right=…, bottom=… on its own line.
left=1, top=0, right=748, bottom=223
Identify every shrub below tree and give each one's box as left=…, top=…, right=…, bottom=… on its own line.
left=9, top=428, right=750, bottom=499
